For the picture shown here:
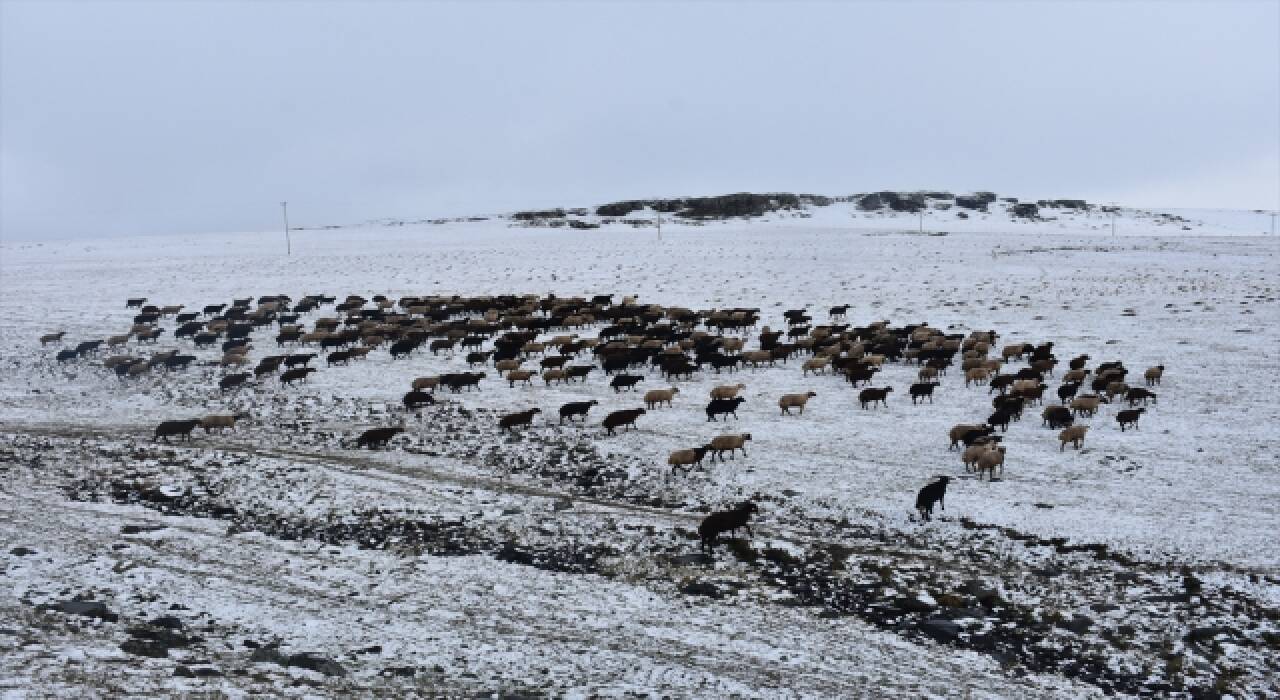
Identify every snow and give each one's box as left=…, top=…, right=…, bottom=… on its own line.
left=1, top=199, right=1277, bottom=696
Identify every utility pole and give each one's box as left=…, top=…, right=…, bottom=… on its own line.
left=918, top=209, right=924, bottom=234
left=1270, top=211, right=1276, bottom=236
left=656, top=206, right=662, bottom=242
left=281, top=201, right=291, bottom=255
left=1108, top=203, right=1117, bottom=237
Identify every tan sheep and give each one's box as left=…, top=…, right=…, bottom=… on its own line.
left=412, top=376, right=439, bottom=392
left=962, top=443, right=992, bottom=471
left=1012, top=379, right=1041, bottom=394
left=801, top=357, right=830, bottom=376
left=709, top=433, right=752, bottom=461
left=107, top=334, right=131, bottom=348
left=495, top=358, right=523, bottom=373
left=917, top=366, right=939, bottom=381
left=1104, top=381, right=1128, bottom=401
left=667, top=445, right=713, bottom=473
left=1144, top=365, right=1164, bottom=386
left=710, top=383, right=747, bottom=400
left=949, top=423, right=990, bottom=449
left=643, top=387, right=680, bottom=409
left=1059, top=425, right=1089, bottom=451
left=201, top=414, right=246, bottom=433
left=975, top=446, right=1007, bottom=479
left=863, top=354, right=887, bottom=367
left=742, top=350, right=773, bottom=369
left=542, top=369, right=569, bottom=386
left=1070, top=394, right=1106, bottom=417
left=779, top=391, right=817, bottom=416
left=965, top=367, right=990, bottom=387
left=506, top=370, right=535, bottom=387
left=1062, top=368, right=1090, bottom=384
left=220, top=354, right=249, bottom=367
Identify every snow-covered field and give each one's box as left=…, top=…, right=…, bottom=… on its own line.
left=2, top=200, right=1277, bottom=697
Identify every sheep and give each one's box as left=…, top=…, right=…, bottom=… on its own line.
left=1058, top=424, right=1088, bottom=451
left=908, top=382, right=938, bottom=404
left=1104, top=381, right=1129, bottom=401
left=965, top=367, right=990, bottom=387
left=542, top=369, right=569, bottom=386
left=668, top=445, right=713, bottom=474
left=280, top=367, right=316, bottom=386
left=643, top=387, right=680, bottom=409
left=602, top=408, right=646, bottom=436
left=402, top=391, right=435, bottom=410
left=916, top=476, right=951, bottom=521
left=201, top=414, right=248, bottom=433
left=1042, top=405, right=1074, bottom=429
left=411, top=376, right=440, bottom=393
left=356, top=426, right=406, bottom=449
left=1070, top=394, right=1108, bottom=417
left=742, top=350, right=774, bottom=369
left=986, top=409, right=1015, bottom=433
left=284, top=353, right=317, bottom=367
left=917, top=366, right=939, bottom=381
left=558, top=400, right=598, bottom=424
left=778, top=391, right=817, bottom=415
left=858, top=386, right=893, bottom=409
left=500, top=408, right=542, bottom=432
left=949, top=423, right=991, bottom=450
left=610, top=374, right=645, bottom=392
left=705, top=397, right=746, bottom=422
left=495, top=358, right=523, bottom=373
left=1144, top=365, right=1164, bottom=386
left=974, top=446, right=1006, bottom=480
left=710, top=383, right=747, bottom=400
left=219, top=373, right=251, bottom=392
left=106, top=334, right=131, bottom=349
left=962, top=443, right=995, bottom=471
left=1011, top=379, right=1041, bottom=394
left=1057, top=382, right=1082, bottom=403
left=708, top=433, right=752, bottom=461
left=1125, top=387, right=1157, bottom=405
left=506, top=369, right=536, bottom=387
left=698, top=502, right=760, bottom=551
left=1116, top=408, right=1145, bottom=431
left=154, top=419, right=201, bottom=443
left=1062, top=368, right=1089, bottom=384
left=801, top=357, right=830, bottom=376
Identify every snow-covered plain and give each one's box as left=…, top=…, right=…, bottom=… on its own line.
left=1, top=200, right=1277, bottom=697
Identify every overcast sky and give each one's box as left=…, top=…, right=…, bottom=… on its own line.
left=2, top=1, right=1277, bottom=239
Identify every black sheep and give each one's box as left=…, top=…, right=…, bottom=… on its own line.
left=284, top=353, right=316, bottom=367
left=499, top=408, right=542, bottom=432
left=389, top=339, right=418, bottom=359
left=558, top=400, right=598, bottom=424
left=1057, top=382, right=1081, bottom=403
left=916, top=476, right=951, bottom=522
left=163, top=355, right=196, bottom=371
left=986, top=409, right=1014, bottom=432
left=858, top=386, right=893, bottom=409
left=219, top=372, right=252, bottom=392
left=1116, top=408, right=1145, bottom=431
left=565, top=365, right=594, bottom=382
left=1042, top=405, right=1074, bottom=429
left=610, top=374, right=645, bottom=392
left=705, top=397, right=746, bottom=421
left=1125, top=388, right=1157, bottom=406
left=602, top=408, right=646, bottom=436
left=909, top=382, right=938, bottom=404
left=56, top=349, right=78, bottom=362
left=698, top=502, right=760, bottom=551
left=356, top=426, right=405, bottom=449
left=154, top=419, right=201, bottom=443
left=326, top=350, right=351, bottom=367
left=280, top=367, right=316, bottom=386
left=402, top=391, right=435, bottom=410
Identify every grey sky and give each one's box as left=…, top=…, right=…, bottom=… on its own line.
left=2, top=0, right=1277, bottom=239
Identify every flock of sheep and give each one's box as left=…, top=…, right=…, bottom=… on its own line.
left=41, top=292, right=1167, bottom=550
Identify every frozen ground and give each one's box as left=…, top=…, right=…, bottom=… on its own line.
left=1, top=200, right=1278, bottom=697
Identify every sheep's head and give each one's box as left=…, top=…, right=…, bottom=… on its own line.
left=807, top=391, right=817, bottom=397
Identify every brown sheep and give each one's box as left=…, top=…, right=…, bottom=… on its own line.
left=667, top=445, right=712, bottom=474
left=778, top=392, right=817, bottom=415
left=40, top=331, right=66, bottom=346
left=500, top=408, right=542, bottom=432
left=1144, top=365, right=1164, bottom=386
left=412, top=376, right=439, bottom=392
left=709, top=433, right=752, bottom=461
left=542, top=369, right=569, bottom=386
left=974, top=446, right=1006, bottom=480
left=965, top=367, right=990, bottom=387
left=709, top=383, right=747, bottom=400
left=643, top=387, right=680, bottom=409
left=201, top=414, right=248, bottom=433
left=1070, top=394, right=1107, bottom=417
left=506, top=370, right=535, bottom=387
left=1059, top=425, right=1089, bottom=451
